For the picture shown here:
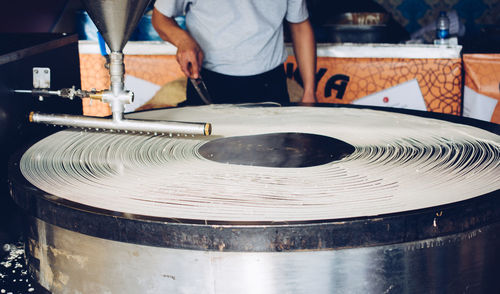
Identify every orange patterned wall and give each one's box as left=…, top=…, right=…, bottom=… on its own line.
left=79, top=54, right=183, bottom=116
left=79, top=54, right=110, bottom=116
left=463, top=54, right=500, bottom=123
left=286, top=56, right=462, bottom=115
left=80, top=53, right=462, bottom=116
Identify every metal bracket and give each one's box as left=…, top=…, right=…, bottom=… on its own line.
left=33, top=67, right=51, bottom=89
left=33, top=67, right=51, bottom=101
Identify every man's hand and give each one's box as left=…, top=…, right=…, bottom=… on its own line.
left=152, top=8, right=204, bottom=79
left=301, top=89, right=316, bottom=103
left=176, top=37, right=204, bottom=79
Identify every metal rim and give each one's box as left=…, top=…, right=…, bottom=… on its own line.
left=9, top=104, right=500, bottom=252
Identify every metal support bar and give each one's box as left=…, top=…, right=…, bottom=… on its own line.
left=29, top=112, right=212, bottom=136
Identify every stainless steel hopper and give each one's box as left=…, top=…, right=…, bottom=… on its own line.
left=17, top=0, right=211, bottom=136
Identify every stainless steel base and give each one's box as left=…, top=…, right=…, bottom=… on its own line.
left=26, top=217, right=500, bottom=294
left=12, top=105, right=500, bottom=293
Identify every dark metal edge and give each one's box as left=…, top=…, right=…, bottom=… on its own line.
left=132, top=102, right=499, bottom=133
left=0, top=34, right=79, bottom=66
left=291, top=102, right=500, bottom=133
left=8, top=150, right=500, bottom=252
left=8, top=104, right=500, bottom=252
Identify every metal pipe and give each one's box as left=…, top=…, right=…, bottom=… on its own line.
left=13, top=89, right=62, bottom=96
left=30, top=112, right=212, bottom=136
left=109, top=52, right=125, bottom=96
left=107, top=52, right=127, bottom=121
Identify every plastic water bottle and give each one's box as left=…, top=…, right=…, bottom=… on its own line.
left=435, top=11, right=450, bottom=45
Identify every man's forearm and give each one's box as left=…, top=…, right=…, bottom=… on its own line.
left=289, top=19, right=317, bottom=102
left=152, top=9, right=190, bottom=47
left=152, top=8, right=204, bottom=78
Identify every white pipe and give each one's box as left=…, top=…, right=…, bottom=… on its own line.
left=30, top=112, right=211, bottom=136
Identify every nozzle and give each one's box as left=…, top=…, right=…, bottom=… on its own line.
left=30, top=112, right=212, bottom=136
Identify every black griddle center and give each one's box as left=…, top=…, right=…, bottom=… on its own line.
left=198, top=132, right=355, bottom=168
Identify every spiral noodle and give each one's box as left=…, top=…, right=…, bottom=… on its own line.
left=20, top=106, right=500, bottom=222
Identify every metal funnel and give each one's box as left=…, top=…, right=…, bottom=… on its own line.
left=81, top=0, right=152, bottom=52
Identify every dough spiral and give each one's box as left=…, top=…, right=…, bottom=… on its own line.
left=20, top=105, right=500, bottom=222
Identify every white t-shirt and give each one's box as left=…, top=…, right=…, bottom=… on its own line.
left=154, top=0, right=309, bottom=76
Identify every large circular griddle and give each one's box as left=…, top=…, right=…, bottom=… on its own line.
left=8, top=104, right=500, bottom=293
left=9, top=104, right=500, bottom=248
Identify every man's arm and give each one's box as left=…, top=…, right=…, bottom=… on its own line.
left=152, top=8, right=203, bottom=79
left=288, top=19, right=317, bottom=103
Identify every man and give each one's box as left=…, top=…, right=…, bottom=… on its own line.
left=152, top=0, right=316, bottom=105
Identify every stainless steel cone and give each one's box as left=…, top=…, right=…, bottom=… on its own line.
left=81, top=0, right=152, bottom=52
